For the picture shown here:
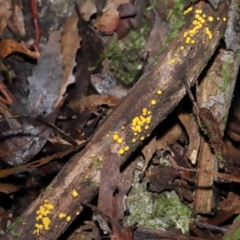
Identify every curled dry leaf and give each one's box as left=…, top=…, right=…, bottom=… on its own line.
left=0, top=0, right=12, bottom=36
left=0, top=39, right=40, bottom=59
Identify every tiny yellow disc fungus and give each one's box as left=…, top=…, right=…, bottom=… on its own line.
left=119, top=149, right=125, bottom=155
left=66, top=216, right=71, bottom=223
left=157, top=90, right=162, bottom=95
left=112, top=134, right=119, bottom=140
left=208, top=16, right=214, bottom=22
left=59, top=213, right=67, bottom=219
left=223, top=17, right=227, bottom=21
left=72, top=190, right=78, bottom=197
left=117, top=138, right=123, bottom=144
left=151, top=100, right=156, bottom=105
left=140, top=136, right=145, bottom=141
left=132, top=138, right=136, bottom=143
left=124, top=146, right=130, bottom=151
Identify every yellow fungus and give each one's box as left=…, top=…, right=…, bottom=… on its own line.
left=43, top=210, right=50, bottom=216
left=121, top=126, right=125, bottom=130
left=85, top=175, right=89, bottom=179
left=223, top=17, right=227, bottom=21
left=98, top=157, right=103, bottom=161
left=72, top=190, right=78, bottom=197
left=42, top=217, right=51, bottom=230
left=124, top=146, right=130, bottom=151
left=119, top=149, right=125, bottom=155
left=136, top=125, right=142, bottom=132
left=174, top=53, right=178, bottom=57
left=44, top=199, right=48, bottom=203
left=134, top=132, right=137, bottom=136
left=140, top=136, right=145, bottom=141
left=186, top=36, right=191, bottom=42
left=217, top=17, right=220, bottom=20
left=132, top=138, right=136, bottom=143
left=195, top=9, right=202, bottom=14
left=66, top=216, right=71, bottom=223
left=76, top=211, right=80, bottom=215
left=202, top=14, right=206, bottom=18
left=36, top=215, right=43, bottom=221
left=180, top=46, right=184, bottom=50
left=106, top=134, right=110, bottom=137
left=35, top=223, right=43, bottom=229
left=191, top=40, right=195, bottom=44
left=145, top=125, right=149, bottom=130
left=117, top=138, right=123, bottom=144
left=151, top=100, right=156, bottom=105
left=208, top=16, right=214, bottom=22
left=59, top=213, right=67, bottom=219
left=157, top=89, right=162, bottom=95
left=45, top=203, right=54, bottom=210
left=112, top=134, right=119, bottom=140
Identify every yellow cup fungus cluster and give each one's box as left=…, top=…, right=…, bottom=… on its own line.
left=169, top=7, right=227, bottom=66
left=58, top=213, right=72, bottom=222
left=33, top=199, right=54, bottom=235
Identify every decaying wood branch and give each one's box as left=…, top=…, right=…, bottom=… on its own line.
left=4, top=2, right=229, bottom=239
left=194, top=49, right=240, bottom=214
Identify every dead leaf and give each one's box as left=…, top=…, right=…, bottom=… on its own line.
left=144, top=7, right=171, bottom=65
left=69, top=94, right=120, bottom=112
left=177, top=110, right=200, bottom=165
left=94, top=0, right=130, bottom=33
left=13, top=3, right=26, bottom=37
left=26, top=31, right=61, bottom=117
left=0, top=32, right=63, bottom=166
left=0, top=39, right=40, bottom=59
left=79, top=0, right=97, bottom=21
left=90, top=73, right=128, bottom=97
left=55, top=13, right=81, bottom=107
left=0, top=0, right=12, bottom=36
left=0, top=183, right=19, bottom=194
left=156, top=123, right=182, bottom=150
left=141, top=137, right=157, bottom=173
left=0, top=144, right=85, bottom=179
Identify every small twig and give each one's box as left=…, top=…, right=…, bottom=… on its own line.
left=30, top=0, right=40, bottom=52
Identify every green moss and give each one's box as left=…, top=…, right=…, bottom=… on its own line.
left=219, top=57, right=232, bottom=92
left=106, top=21, right=150, bottom=85
left=93, top=160, right=102, bottom=170
left=126, top=168, right=191, bottom=234
left=6, top=216, right=23, bottom=237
